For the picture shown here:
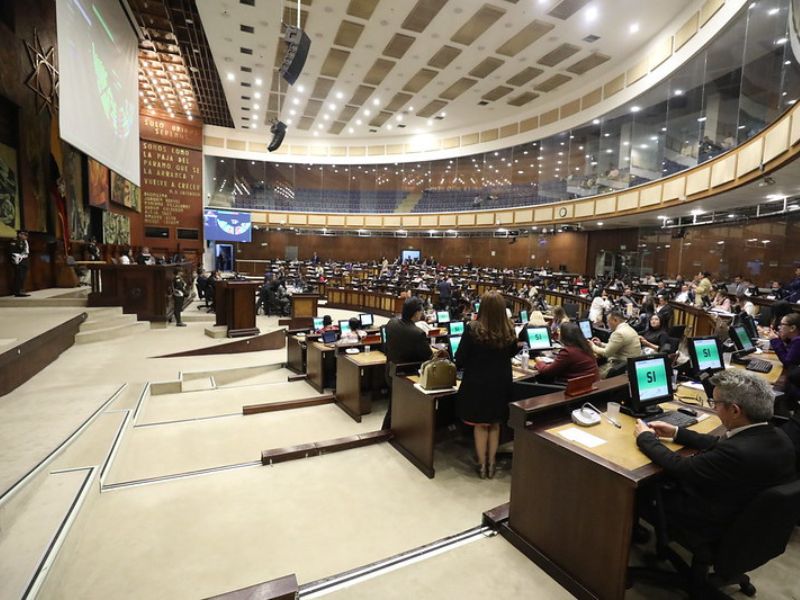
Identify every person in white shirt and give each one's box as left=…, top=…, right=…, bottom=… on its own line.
left=588, top=290, right=611, bottom=325
left=119, top=249, right=132, bottom=265
left=339, top=317, right=368, bottom=344
left=674, top=284, right=692, bottom=304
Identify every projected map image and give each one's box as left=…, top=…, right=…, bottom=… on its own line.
left=92, top=43, right=136, bottom=140
left=204, top=210, right=253, bottom=243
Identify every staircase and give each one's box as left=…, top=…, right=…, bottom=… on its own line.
left=396, top=192, right=422, bottom=213
left=75, top=307, right=148, bottom=344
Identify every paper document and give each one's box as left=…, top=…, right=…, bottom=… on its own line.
left=558, top=427, right=607, bottom=448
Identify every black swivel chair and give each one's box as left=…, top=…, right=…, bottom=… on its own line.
left=563, top=302, right=579, bottom=320
left=631, top=479, right=800, bottom=599
left=667, top=324, right=686, bottom=340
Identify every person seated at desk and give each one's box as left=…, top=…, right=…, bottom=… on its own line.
left=619, top=287, right=638, bottom=308
left=766, top=312, right=800, bottom=369
left=710, top=287, right=731, bottom=312
left=633, top=298, right=656, bottom=333
left=384, top=297, right=442, bottom=428
left=317, top=315, right=337, bottom=333
left=639, top=314, right=671, bottom=353
left=136, top=247, right=155, bottom=265
left=455, top=291, right=521, bottom=480
left=534, top=322, right=599, bottom=382
left=118, top=248, right=132, bottom=265
left=633, top=369, right=796, bottom=543
left=760, top=301, right=793, bottom=335
left=589, top=289, right=612, bottom=325
left=783, top=266, right=800, bottom=302
left=591, top=309, right=641, bottom=378
left=732, top=292, right=756, bottom=317
left=655, top=293, right=673, bottom=328
left=674, top=284, right=693, bottom=304
left=339, top=317, right=367, bottom=344
left=549, top=306, right=570, bottom=341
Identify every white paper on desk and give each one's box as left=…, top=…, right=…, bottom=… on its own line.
left=558, top=427, right=607, bottom=448
left=413, top=383, right=457, bottom=395
left=680, top=382, right=705, bottom=391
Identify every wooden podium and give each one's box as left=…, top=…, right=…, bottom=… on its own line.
left=215, top=280, right=260, bottom=337
left=289, top=293, right=319, bottom=329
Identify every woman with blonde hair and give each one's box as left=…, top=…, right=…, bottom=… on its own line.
left=455, top=290, right=521, bottom=479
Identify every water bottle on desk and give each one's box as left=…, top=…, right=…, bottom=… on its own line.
left=521, top=348, right=530, bottom=371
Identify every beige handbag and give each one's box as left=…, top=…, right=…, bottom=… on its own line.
left=418, top=358, right=457, bottom=390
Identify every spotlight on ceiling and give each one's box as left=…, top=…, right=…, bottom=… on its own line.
left=268, top=120, right=287, bottom=152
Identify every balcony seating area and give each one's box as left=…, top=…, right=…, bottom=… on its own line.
left=219, top=188, right=407, bottom=213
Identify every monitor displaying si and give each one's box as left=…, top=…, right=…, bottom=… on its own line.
left=626, top=355, right=673, bottom=416
left=448, top=321, right=465, bottom=336
left=449, top=335, right=462, bottom=357
left=474, top=302, right=480, bottom=313
left=437, top=310, right=450, bottom=324
left=322, top=330, right=338, bottom=344
left=313, top=317, right=324, bottom=330
left=359, top=313, right=374, bottom=327
left=203, top=210, right=253, bottom=242
left=578, top=320, right=592, bottom=340
left=519, top=310, right=528, bottom=323
left=730, top=325, right=756, bottom=354
left=526, top=326, right=552, bottom=350
left=338, top=320, right=351, bottom=333
left=688, top=337, right=724, bottom=372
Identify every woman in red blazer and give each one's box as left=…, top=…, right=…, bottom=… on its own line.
left=534, top=322, right=599, bottom=382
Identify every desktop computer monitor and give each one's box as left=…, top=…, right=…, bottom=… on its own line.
left=437, top=310, right=450, bottom=324
left=474, top=302, right=480, bottom=313
left=519, top=310, right=528, bottom=323
left=730, top=325, right=756, bottom=355
left=359, top=313, right=374, bottom=327
left=322, top=330, right=338, bottom=344
left=449, top=335, right=462, bottom=356
left=626, top=355, right=673, bottom=417
left=526, top=326, right=552, bottom=351
left=733, top=312, right=758, bottom=341
left=338, top=320, right=351, bottom=333
left=380, top=325, right=387, bottom=345
left=313, top=317, right=324, bottom=330
left=688, top=337, right=725, bottom=373
left=448, top=321, right=465, bottom=336
left=578, top=320, right=592, bottom=340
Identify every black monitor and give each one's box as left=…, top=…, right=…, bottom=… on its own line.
left=687, top=337, right=725, bottom=373
left=526, top=326, right=552, bottom=351
left=436, top=310, right=450, bottom=324
left=626, top=355, right=674, bottom=417
left=313, top=317, right=324, bottom=330
left=322, top=330, right=338, bottom=344
left=449, top=335, right=462, bottom=357
left=730, top=325, right=756, bottom=355
left=359, top=313, right=374, bottom=327
left=577, top=319, right=592, bottom=340
left=448, top=321, right=465, bottom=336
left=338, top=320, right=351, bottom=333
left=732, top=312, right=758, bottom=341
left=519, top=310, right=528, bottom=323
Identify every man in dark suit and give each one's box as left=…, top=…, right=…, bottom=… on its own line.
left=437, top=276, right=452, bottom=311
left=655, top=293, right=672, bottom=329
left=382, top=296, right=435, bottom=429
left=9, top=230, right=30, bottom=297
left=634, top=369, right=796, bottom=542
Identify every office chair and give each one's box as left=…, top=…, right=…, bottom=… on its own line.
left=605, top=362, right=628, bottom=379
left=667, top=325, right=686, bottom=340
left=630, top=479, right=800, bottom=599
left=563, top=302, right=579, bottom=320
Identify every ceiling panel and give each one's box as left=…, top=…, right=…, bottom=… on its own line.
left=346, top=0, right=379, bottom=20
left=363, top=58, right=396, bottom=86
left=450, top=4, right=506, bottom=46
left=328, top=121, right=347, bottom=134
left=385, top=92, right=414, bottom=111
left=369, top=111, right=393, bottom=127
left=401, top=0, right=449, bottom=33
left=507, top=91, right=539, bottom=106
left=537, top=43, right=581, bottom=67
left=547, top=0, right=592, bottom=20
left=303, top=99, right=323, bottom=117
left=348, top=84, right=377, bottom=105
left=334, top=20, right=365, bottom=49
left=469, top=57, right=505, bottom=78
left=496, top=20, right=554, bottom=57
left=506, top=66, right=543, bottom=86
left=482, top=85, right=514, bottom=101
left=439, top=77, right=479, bottom=100
left=428, top=45, right=462, bottom=69
left=383, top=33, right=416, bottom=59
left=416, top=99, right=448, bottom=118
left=311, top=77, right=335, bottom=100
left=402, top=68, right=438, bottom=93
left=320, top=48, right=351, bottom=78
left=338, top=105, right=359, bottom=121
left=567, top=52, right=611, bottom=75
left=298, top=116, right=314, bottom=130
left=534, top=73, right=572, bottom=92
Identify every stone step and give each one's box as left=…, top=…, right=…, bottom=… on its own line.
left=74, top=321, right=148, bottom=344
left=182, top=312, right=216, bottom=323
left=79, top=314, right=139, bottom=332
left=0, top=297, right=88, bottom=308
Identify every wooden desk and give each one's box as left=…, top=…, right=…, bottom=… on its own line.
left=335, top=349, right=387, bottom=422
left=215, top=280, right=260, bottom=337
left=389, top=367, right=546, bottom=478
left=505, top=403, right=721, bottom=600
left=306, top=341, right=336, bottom=393
left=286, top=334, right=307, bottom=374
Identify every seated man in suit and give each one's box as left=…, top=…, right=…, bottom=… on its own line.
left=383, top=296, right=437, bottom=429
left=590, top=309, right=641, bottom=377
left=634, top=369, right=797, bottom=543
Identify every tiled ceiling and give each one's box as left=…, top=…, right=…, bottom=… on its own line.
left=194, top=0, right=698, bottom=139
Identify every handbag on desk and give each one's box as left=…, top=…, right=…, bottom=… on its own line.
left=418, top=357, right=457, bottom=390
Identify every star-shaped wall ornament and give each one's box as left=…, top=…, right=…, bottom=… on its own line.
left=24, top=29, right=59, bottom=116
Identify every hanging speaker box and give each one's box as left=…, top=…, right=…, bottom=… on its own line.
left=280, top=26, right=311, bottom=85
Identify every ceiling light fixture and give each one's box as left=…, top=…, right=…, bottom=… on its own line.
left=629, top=23, right=639, bottom=34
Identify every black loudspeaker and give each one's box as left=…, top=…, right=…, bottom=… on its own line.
left=268, top=121, right=286, bottom=152
left=280, top=26, right=310, bottom=85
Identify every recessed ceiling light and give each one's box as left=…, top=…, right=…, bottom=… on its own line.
left=335, top=91, right=344, bottom=99
left=253, top=104, right=260, bottom=110
left=317, top=124, right=323, bottom=129
left=356, top=119, right=362, bottom=125
left=372, top=98, right=380, bottom=106
left=328, top=103, right=336, bottom=110
left=250, top=124, right=257, bottom=129
left=629, top=23, right=639, bottom=34
left=323, top=114, right=330, bottom=120
left=630, top=106, right=641, bottom=113
left=289, top=109, right=296, bottom=115
left=226, top=73, right=235, bottom=81
left=408, top=106, right=414, bottom=111
left=697, top=116, right=707, bottom=122
left=776, top=37, right=788, bottom=45
left=768, top=7, right=780, bottom=15
left=348, top=127, right=354, bottom=133
left=286, top=118, right=292, bottom=124
left=597, top=222, right=604, bottom=226
left=592, top=118, right=600, bottom=124
left=427, top=119, right=433, bottom=126
left=585, top=5, right=598, bottom=22
left=364, top=109, right=371, bottom=116
left=254, top=78, right=262, bottom=86
left=690, top=209, right=704, bottom=215
left=674, top=89, right=683, bottom=96
left=297, top=85, right=305, bottom=93
left=386, top=124, right=392, bottom=130
left=395, top=114, right=403, bottom=121
left=313, top=131, right=319, bottom=136
left=292, top=98, right=300, bottom=105
left=253, top=92, right=261, bottom=100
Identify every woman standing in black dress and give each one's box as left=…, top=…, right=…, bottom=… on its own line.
left=455, top=290, right=521, bottom=479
